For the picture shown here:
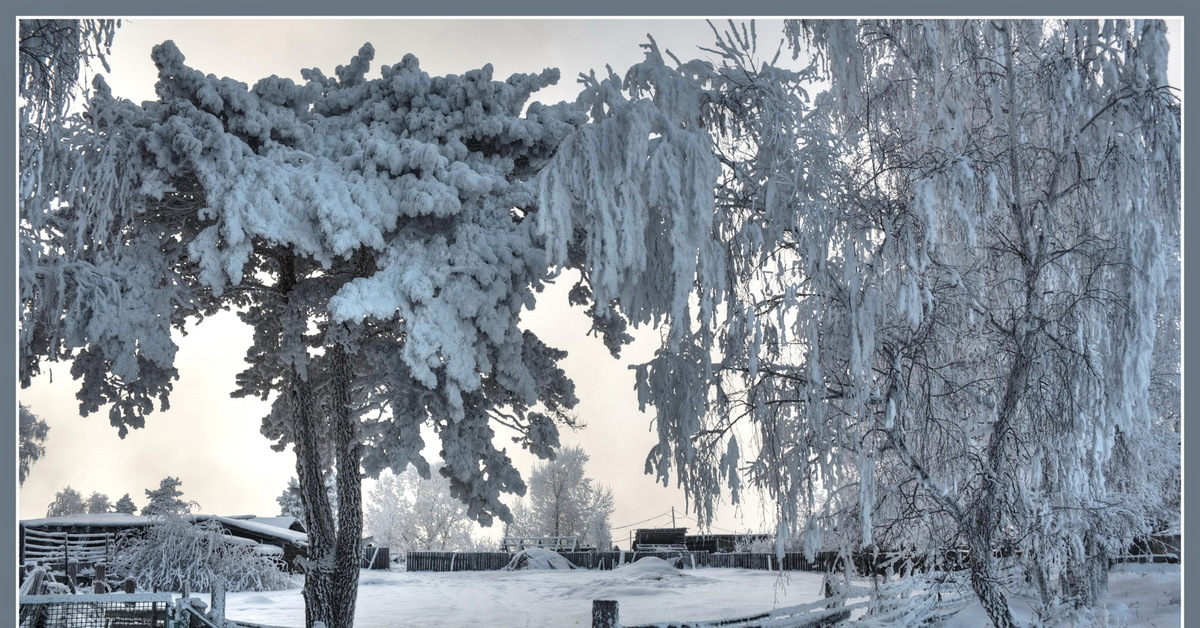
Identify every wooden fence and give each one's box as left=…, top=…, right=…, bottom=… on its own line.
left=405, top=552, right=512, bottom=572
left=405, top=550, right=707, bottom=572
left=405, top=544, right=1175, bottom=574
left=20, top=527, right=118, bottom=568
left=362, top=546, right=390, bottom=570
left=403, top=550, right=855, bottom=573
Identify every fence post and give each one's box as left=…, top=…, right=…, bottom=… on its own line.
left=66, top=561, right=78, bottom=594
left=211, top=576, right=226, bottom=625
left=592, top=600, right=619, bottom=628
left=93, top=563, right=108, bottom=593
left=821, top=573, right=851, bottom=626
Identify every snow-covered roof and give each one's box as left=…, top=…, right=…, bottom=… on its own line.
left=20, top=513, right=307, bottom=547
left=212, top=516, right=308, bottom=547
left=20, top=513, right=153, bottom=528
left=243, top=516, right=305, bottom=533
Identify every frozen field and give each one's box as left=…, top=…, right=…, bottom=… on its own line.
left=220, top=561, right=1181, bottom=627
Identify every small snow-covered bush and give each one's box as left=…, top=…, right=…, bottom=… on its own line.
left=111, top=515, right=295, bottom=592
left=732, top=535, right=779, bottom=554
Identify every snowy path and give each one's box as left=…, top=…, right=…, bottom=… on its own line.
left=219, top=563, right=1179, bottom=628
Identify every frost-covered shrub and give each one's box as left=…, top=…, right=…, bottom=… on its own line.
left=110, top=516, right=295, bottom=592
left=732, top=535, right=779, bottom=554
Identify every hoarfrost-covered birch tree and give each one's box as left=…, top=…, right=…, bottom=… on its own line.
left=111, top=516, right=293, bottom=593
left=86, top=491, right=112, bottom=514
left=539, top=19, right=1179, bottom=628
left=46, top=485, right=86, bottom=517
left=507, top=445, right=615, bottom=550
left=18, top=404, right=50, bottom=485
left=364, top=464, right=476, bottom=552
left=784, top=21, right=1180, bottom=626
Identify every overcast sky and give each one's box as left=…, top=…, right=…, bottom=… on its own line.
left=17, top=17, right=796, bottom=542
left=17, top=17, right=1183, bottom=546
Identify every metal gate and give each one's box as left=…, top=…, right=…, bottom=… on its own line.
left=19, top=592, right=174, bottom=628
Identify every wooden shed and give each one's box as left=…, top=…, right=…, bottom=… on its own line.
left=633, top=528, right=689, bottom=551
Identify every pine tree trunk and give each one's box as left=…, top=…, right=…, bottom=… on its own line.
left=290, top=367, right=346, bottom=628
left=331, top=338, right=363, bottom=626
left=279, top=249, right=357, bottom=628
left=291, top=342, right=362, bottom=628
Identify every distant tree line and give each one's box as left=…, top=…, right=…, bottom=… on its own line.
left=43, top=475, right=196, bottom=518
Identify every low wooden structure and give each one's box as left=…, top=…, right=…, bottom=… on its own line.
left=19, top=513, right=310, bottom=574
left=632, top=528, right=687, bottom=551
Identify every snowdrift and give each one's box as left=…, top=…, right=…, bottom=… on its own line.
left=565, top=556, right=708, bottom=599
left=503, top=548, right=578, bottom=571
left=612, top=557, right=685, bottom=581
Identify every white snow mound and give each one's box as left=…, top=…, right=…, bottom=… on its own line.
left=503, top=548, right=578, bottom=571
left=613, top=556, right=684, bottom=581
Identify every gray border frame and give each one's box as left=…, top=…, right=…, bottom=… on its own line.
left=6, top=2, right=1194, bottom=625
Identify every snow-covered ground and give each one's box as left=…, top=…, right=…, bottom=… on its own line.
left=217, top=561, right=1180, bottom=627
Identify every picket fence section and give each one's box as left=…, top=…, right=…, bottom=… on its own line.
left=404, top=551, right=512, bottom=572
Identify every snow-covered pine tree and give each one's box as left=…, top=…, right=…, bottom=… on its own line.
left=141, top=476, right=194, bottom=516
left=27, top=39, right=588, bottom=627
left=112, top=493, right=138, bottom=514
left=277, top=477, right=306, bottom=520
left=277, top=475, right=338, bottom=528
